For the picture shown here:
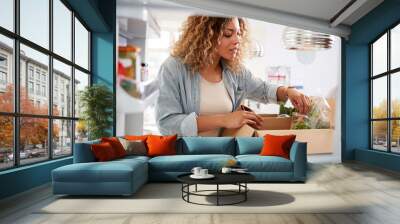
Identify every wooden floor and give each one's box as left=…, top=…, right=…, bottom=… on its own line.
left=1, top=162, right=400, bottom=224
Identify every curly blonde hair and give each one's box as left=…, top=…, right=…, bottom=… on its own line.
left=171, top=16, right=250, bottom=73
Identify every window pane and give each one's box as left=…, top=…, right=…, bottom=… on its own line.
left=53, top=119, right=72, bottom=158
left=75, top=120, right=88, bottom=143
left=372, top=33, right=387, bottom=76
left=53, top=59, right=72, bottom=117
left=0, top=0, right=14, bottom=31
left=53, top=0, right=72, bottom=60
left=20, top=117, right=49, bottom=165
left=0, top=116, right=13, bottom=170
left=20, top=44, right=49, bottom=115
left=0, top=35, right=14, bottom=112
left=75, top=18, right=89, bottom=70
left=372, top=121, right=388, bottom=151
left=391, top=24, right=400, bottom=70
left=391, top=120, right=400, bottom=153
left=372, top=76, right=387, bottom=119
left=20, top=0, right=49, bottom=49
left=391, top=72, right=400, bottom=118
left=74, top=69, right=89, bottom=118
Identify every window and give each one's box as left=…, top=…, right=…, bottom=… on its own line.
left=74, top=69, right=89, bottom=119
left=53, top=0, right=72, bottom=60
left=20, top=0, right=49, bottom=49
left=0, top=0, right=14, bottom=32
left=0, top=71, right=6, bottom=85
left=28, top=67, right=34, bottom=80
left=54, top=89, right=58, bottom=100
left=35, top=70, right=40, bottom=81
left=371, top=23, right=400, bottom=154
left=0, top=35, right=13, bottom=113
left=53, top=119, right=72, bottom=158
left=75, top=18, right=89, bottom=70
left=0, top=54, right=7, bottom=86
left=53, top=59, right=72, bottom=117
left=42, top=85, right=46, bottom=97
left=36, top=83, right=40, bottom=95
left=0, top=0, right=91, bottom=170
left=0, top=116, right=13, bottom=170
left=28, top=81, right=34, bottom=94
left=0, top=55, right=7, bottom=67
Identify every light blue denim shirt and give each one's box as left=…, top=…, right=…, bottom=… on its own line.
left=155, top=56, right=281, bottom=137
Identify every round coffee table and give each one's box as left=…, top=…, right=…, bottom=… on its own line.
left=177, top=172, right=255, bottom=206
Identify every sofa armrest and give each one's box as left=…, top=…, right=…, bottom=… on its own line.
left=73, top=140, right=100, bottom=163
left=289, top=141, right=307, bottom=181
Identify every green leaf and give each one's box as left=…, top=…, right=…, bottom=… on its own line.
left=79, top=84, right=114, bottom=140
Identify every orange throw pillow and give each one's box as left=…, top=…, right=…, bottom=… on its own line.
left=91, top=142, right=117, bottom=162
left=101, top=137, right=126, bottom=158
left=146, top=135, right=177, bottom=157
left=260, top=134, right=296, bottom=159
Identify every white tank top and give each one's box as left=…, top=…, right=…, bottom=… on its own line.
left=198, top=75, right=233, bottom=136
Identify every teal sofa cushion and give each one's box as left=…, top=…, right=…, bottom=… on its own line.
left=73, top=139, right=100, bottom=163
left=236, top=137, right=263, bottom=155
left=149, top=154, right=235, bottom=172
left=178, top=137, right=236, bottom=155
left=53, top=159, right=147, bottom=183
left=236, top=155, right=293, bottom=172
left=52, top=157, right=148, bottom=195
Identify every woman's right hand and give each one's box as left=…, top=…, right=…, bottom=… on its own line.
left=223, top=110, right=263, bottom=129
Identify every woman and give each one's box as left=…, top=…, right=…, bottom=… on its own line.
left=155, top=16, right=311, bottom=137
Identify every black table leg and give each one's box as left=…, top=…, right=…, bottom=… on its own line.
left=217, top=184, right=219, bottom=206
left=245, top=183, right=247, bottom=201
left=187, top=184, right=190, bottom=202
left=181, top=184, right=183, bottom=199
left=195, top=184, right=197, bottom=192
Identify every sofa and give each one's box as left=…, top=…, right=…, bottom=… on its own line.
left=52, top=137, right=307, bottom=196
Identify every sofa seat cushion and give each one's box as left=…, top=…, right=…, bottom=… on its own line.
left=149, top=154, right=235, bottom=172
left=236, top=155, right=293, bottom=172
left=116, top=155, right=150, bottom=163
left=53, top=159, right=147, bottom=183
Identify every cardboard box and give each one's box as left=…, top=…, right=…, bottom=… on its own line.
left=258, top=114, right=292, bottom=130
left=220, top=114, right=292, bottom=137
left=221, top=98, right=336, bottom=139
left=255, top=129, right=334, bottom=154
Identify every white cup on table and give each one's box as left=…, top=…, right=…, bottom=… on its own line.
left=191, top=167, right=202, bottom=176
left=199, top=169, right=208, bottom=176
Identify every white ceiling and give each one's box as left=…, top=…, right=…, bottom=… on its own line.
left=117, top=0, right=384, bottom=38
left=117, top=0, right=214, bottom=32
left=225, top=0, right=353, bottom=23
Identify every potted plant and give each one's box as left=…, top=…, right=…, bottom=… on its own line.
left=79, top=84, right=113, bottom=140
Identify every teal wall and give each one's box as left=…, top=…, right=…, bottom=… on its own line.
left=91, top=0, right=116, bottom=136
left=0, top=158, right=72, bottom=199
left=344, top=0, right=400, bottom=171
left=0, top=0, right=116, bottom=200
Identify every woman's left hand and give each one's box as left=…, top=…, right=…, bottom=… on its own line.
left=287, top=88, right=312, bottom=114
